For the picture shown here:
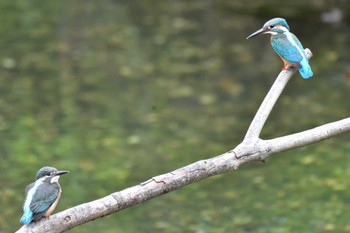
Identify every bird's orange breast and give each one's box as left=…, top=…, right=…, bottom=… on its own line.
left=43, top=190, right=62, bottom=217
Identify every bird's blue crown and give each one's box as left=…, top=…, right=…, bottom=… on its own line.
left=35, top=166, right=58, bottom=180
left=263, top=17, right=290, bottom=31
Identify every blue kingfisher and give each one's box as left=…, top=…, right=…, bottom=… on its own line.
left=247, top=17, right=313, bottom=79
left=20, top=166, right=69, bottom=224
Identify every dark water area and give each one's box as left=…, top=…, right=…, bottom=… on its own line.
left=0, top=1, right=349, bottom=232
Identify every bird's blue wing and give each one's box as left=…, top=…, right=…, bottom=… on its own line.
left=272, top=33, right=313, bottom=78
left=271, top=33, right=303, bottom=64
left=29, top=184, right=60, bottom=214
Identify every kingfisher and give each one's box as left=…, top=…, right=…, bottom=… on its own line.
left=247, top=17, right=313, bottom=79
left=20, top=166, right=69, bottom=225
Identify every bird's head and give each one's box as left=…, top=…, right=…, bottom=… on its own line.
left=36, top=166, right=69, bottom=183
left=247, top=17, right=290, bottom=39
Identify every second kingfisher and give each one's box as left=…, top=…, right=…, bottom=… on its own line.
left=247, top=17, right=313, bottom=79
left=20, top=166, right=69, bottom=225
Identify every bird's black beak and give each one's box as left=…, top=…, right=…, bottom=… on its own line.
left=246, top=28, right=267, bottom=39
left=54, top=170, right=69, bottom=176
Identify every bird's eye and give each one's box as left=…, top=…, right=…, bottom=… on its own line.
left=269, top=25, right=275, bottom=29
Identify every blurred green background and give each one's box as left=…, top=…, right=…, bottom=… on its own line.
left=1, top=0, right=349, bottom=232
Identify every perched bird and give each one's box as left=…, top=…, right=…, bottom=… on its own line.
left=247, top=17, right=313, bottom=79
left=20, top=166, right=69, bottom=225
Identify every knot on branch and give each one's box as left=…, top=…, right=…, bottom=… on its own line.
left=305, top=48, right=313, bottom=60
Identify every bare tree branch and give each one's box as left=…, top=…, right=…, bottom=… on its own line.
left=16, top=49, right=350, bottom=233
left=244, top=49, right=313, bottom=141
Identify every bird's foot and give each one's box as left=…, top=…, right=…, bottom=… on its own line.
left=282, top=65, right=294, bottom=71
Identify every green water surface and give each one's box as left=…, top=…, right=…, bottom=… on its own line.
left=0, top=1, right=349, bottom=232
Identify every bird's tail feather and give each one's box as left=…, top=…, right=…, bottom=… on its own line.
left=20, top=210, right=33, bottom=225
left=298, top=60, right=313, bottom=79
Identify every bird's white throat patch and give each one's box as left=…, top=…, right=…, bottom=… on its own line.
left=50, top=176, right=60, bottom=183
